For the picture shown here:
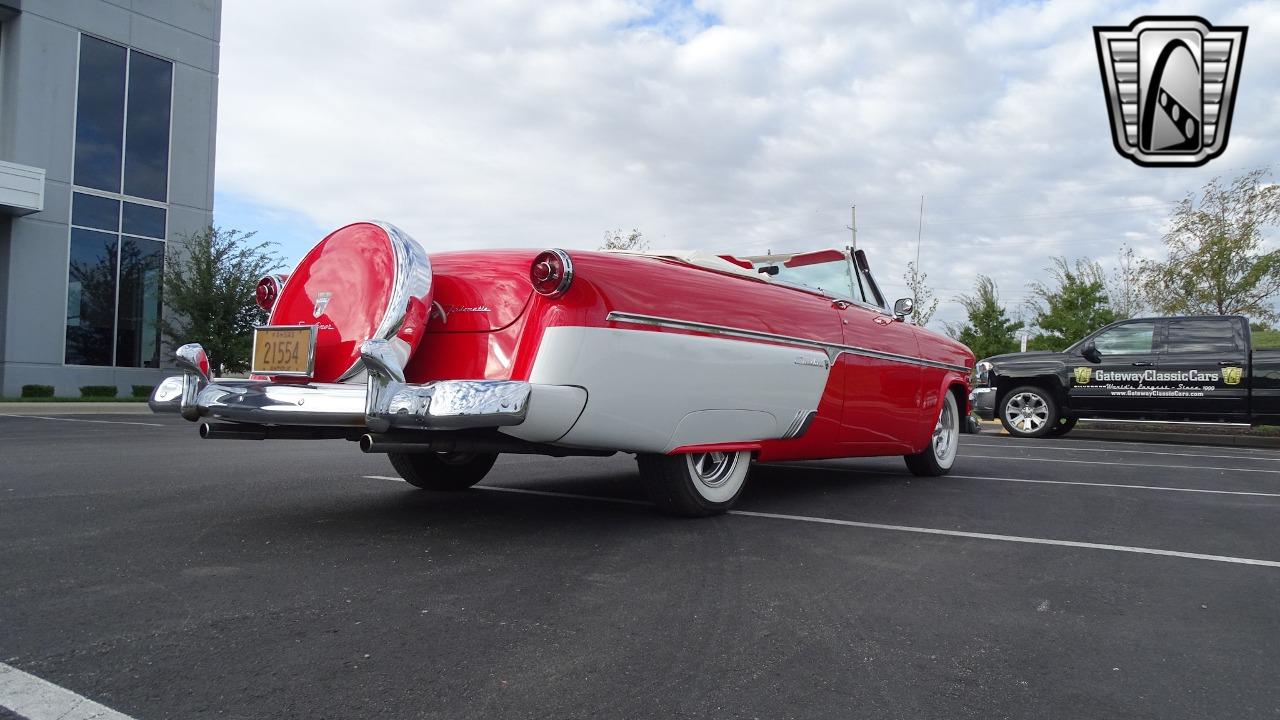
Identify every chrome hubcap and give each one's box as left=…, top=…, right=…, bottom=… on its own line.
left=688, top=452, right=739, bottom=488
left=1005, top=392, right=1049, bottom=433
left=933, top=399, right=955, bottom=460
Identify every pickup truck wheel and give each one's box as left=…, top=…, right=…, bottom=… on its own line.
left=388, top=452, right=498, bottom=491
left=904, top=390, right=960, bottom=476
left=1048, top=417, right=1078, bottom=437
left=999, top=386, right=1058, bottom=438
left=637, top=450, right=751, bottom=517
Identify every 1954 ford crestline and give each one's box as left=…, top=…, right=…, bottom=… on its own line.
left=152, top=222, right=975, bottom=516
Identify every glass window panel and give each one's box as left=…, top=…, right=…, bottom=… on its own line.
left=65, top=228, right=119, bottom=366
left=123, top=51, right=173, bottom=201
left=761, top=259, right=856, bottom=300
left=73, top=36, right=127, bottom=193
left=115, top=237, right=165, bottom=368
left=1167, top=319, right=1239, bottom=353
left=71, top=192, right=120, bottom=231
left=1094, top=322, right=1156, bottom=354
left=122, top=202, right=166, bottom=239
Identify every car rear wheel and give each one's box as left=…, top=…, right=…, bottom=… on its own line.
left=637, top=450, right=751, bottom=517
left=388, top=452, right=498, bottom=490
left=904, top=390, right=960, bottom=476
left=999, top=385, right=1059, bottom=438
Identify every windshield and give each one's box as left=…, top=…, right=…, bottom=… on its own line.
left=746, top=250, right=857, bottom=300
left=767, top=260, right=855, bottom=298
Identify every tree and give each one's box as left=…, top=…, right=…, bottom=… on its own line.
left=902, top=261, right=939, bottom=327
left=1025, top=257, right=1115, bottom=351
left=946, top=275, right=1023, bottom=360
left=1106, top=245, right=1147, bottom=320
left=601, top=228, right=648, bottom=252
left=1141, top=168, right=1280, bottom=322
left=162, top=227, right=282, bottom=373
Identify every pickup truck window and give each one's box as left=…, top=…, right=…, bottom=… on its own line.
left=1166, top=318, right=1241, bottom=353
left=1094, top=322, right=1156, bottom=354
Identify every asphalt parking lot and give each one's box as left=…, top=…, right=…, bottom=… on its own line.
left=2, top=413, right=1279, bottom=719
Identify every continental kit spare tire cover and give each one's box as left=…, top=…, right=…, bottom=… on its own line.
left=268, top=222, right=432, bottom=382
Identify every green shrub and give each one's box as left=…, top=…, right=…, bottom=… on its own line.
left=131, top=384, right=154, bottom=398
left=1253, top=330, right=1280, bottom=350
left=79, top=385, right=119, bottom=398
left=21, top=384, right=55, bottom=398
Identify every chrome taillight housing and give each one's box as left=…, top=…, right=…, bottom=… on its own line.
left=531, top=249, right=573, bottom=297
left=254, top=274, right=288, bottom=311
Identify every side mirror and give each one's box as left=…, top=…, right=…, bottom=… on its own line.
left=893, top=297, right=914, bottom=321
left=1081, top=340, right=1101, bottom=363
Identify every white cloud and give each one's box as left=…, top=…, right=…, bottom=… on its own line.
left=216, top=0, right=1280, bottom=329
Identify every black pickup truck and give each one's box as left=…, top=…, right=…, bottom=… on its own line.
left=971, top=315, right=1280, bottom=438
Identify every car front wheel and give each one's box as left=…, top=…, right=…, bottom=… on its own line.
left=637, top=450, right=752, bottom=517
left=904, top=390, right=960, bottom=476
left=388, top=452, right=499, bottom=490
left=999, top=385, right=1059, bottom=438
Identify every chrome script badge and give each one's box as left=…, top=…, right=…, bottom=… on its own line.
left=1094, top=16, right=1246, bottom=167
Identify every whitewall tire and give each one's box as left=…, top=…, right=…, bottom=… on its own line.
left=904, top=391, right=960, bottom=477
left=637, top=450, right=752, bottom=516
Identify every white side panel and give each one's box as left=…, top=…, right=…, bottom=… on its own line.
left=500, top=385, right=588, bottom=443
left=526, top=327, right=830, bottom=453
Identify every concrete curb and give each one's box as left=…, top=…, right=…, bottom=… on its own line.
left=0, top=402, right=153, bottom=415
left=975, top=420, right=1280, bottom=449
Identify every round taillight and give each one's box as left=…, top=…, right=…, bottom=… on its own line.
left=255, top=274, right=286, bottom=311
left=531, top=249, right=573, bottom=297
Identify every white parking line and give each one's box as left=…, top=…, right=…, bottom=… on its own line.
left=961, top=454, right=1280, bottom=474
left=731, top=510, right=1280, bottom=568
left=0, top=414, right=165, bottom=427
left=969, top=435, right=1279, bottom=456
left=0, top=662, right=137, bottom=720
left=362, top=475, right=1280, bottom=568
left=948, top=474, right=1280, bottom=498
left=963, top=441, right=1278, bottom=463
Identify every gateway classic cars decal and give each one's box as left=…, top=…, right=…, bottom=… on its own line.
left=1073, top=365, right=1244, bottom=397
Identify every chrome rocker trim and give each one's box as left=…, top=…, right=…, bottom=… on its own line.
left=151, top=340, right=532, bottom=432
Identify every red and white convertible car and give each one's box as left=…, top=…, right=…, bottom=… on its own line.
left=152, top=222, right=974, bottom=516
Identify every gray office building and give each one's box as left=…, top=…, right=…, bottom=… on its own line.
left=0, top=0, right=220, bottom=396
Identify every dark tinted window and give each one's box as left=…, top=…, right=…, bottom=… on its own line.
left=1093, top=322, right=1156, bottom=354
left=122, top=202, right=166, bottom=239
left=71, top=192, right=120, bottom=231
left=115, top=237, right=165, bottom=367
left=65, top=229, right=119, bottom=366
left=123, top=51, right=172, bottom=201
left=73, top=36, right=127, bottom=192
left=1166, top=319, right=1240, bottom=353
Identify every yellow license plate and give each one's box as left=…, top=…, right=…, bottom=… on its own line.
left=252, top=326, right=316, bottom=376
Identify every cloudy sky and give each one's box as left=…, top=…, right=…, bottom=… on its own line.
left=213, top=0, right=1280, bottom=330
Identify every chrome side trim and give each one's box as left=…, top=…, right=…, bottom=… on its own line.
left=605, top=312, right=970, bottom=373
left=781, top=409, right=818, bottom=439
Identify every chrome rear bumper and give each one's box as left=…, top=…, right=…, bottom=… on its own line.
left=151, top=340, right=535, bottom=432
